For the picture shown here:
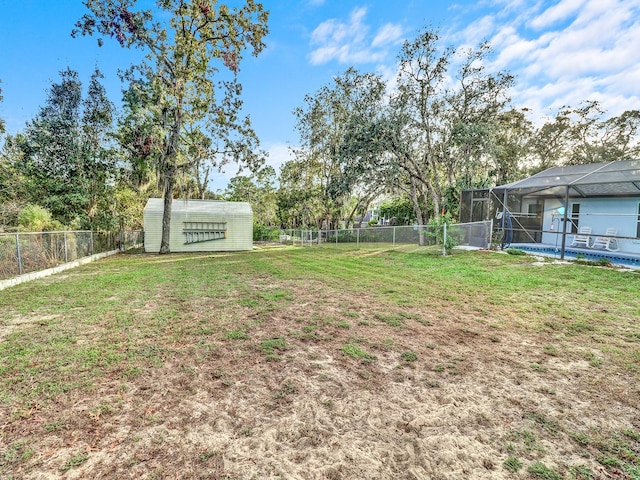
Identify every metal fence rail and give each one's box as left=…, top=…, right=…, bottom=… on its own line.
left=0, top=230, right=143, bottom=281
left=274, top=222, right=492, bottom=250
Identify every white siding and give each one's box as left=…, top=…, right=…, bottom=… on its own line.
left=143, top=198, right=253, bottom=253
left=541, top=197, right=640, bottom=254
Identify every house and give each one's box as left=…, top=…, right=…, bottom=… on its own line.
left=143, top=198, right=253, bottom=253
left=460, top=159, right=640, bottom=258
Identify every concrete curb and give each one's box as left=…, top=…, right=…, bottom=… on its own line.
left=0, top=250, right=119, bottom=291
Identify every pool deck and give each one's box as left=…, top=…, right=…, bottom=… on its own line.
left=510, top=243, right=640, bottom=269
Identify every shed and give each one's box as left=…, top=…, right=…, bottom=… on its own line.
left=143, top=198, right=253, bottom=253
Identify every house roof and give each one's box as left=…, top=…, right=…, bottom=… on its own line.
left=144, top=198, right=252, bottom=215
left=492, top=159, right=640, bottom=197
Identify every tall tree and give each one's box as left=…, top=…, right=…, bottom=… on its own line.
left=381, top=28, right=512, bottom=235
left=115, top=78, right=162, bottom=192
left=252, top=165, right=277, bottom=226
left=276, top=154, right=324, bottom=229
left=490, top=108, right=534, bottom=185
left=15, top=68, right=118, bottom=228
left=81, top=68, right=117, bottom=228
left=293, top=68, right=388, bottom=229
left=74, top=0, right=269, bottom=253
left=529, top=102, right=640, bottom=171
left=18, top=68, right=86, bottom=224
left=0, top=135, right=26, bottom=227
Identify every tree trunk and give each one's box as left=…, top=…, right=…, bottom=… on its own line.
left=159, top=173, right=174, bottom=254
left=409, top=178, right=426, bottom=246
left=158, top=100, right=183, bottom=255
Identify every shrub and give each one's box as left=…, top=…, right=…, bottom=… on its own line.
left=427, top=213, right=458, bottom=254
left=18, top=205, right=63, bottom=232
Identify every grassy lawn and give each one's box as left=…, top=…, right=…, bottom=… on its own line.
left=1, top=245, right=639, bottom=479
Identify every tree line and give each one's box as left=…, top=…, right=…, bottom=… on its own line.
left=282, top=28, right=640, bottom=234
left=1, top=4, right=639, bottom=250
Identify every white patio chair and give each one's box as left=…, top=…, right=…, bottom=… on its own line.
left=591, top=228, right=620, bottom=252
left=570, top=226, right=591, bottom=248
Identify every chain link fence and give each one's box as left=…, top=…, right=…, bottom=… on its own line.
left=273, top=221, right=492, bottom=250
left=0, top=230, right=143, bottom=281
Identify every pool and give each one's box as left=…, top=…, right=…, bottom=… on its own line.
left=509, top=243, right=640, bottom=269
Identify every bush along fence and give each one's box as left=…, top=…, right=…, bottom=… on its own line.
left=0, top=230, right=143, bottom=281
left=273, top=221, right=492, bottom=253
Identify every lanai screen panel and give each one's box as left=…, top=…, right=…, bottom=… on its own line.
left=495, top=159, right=640, bottom=198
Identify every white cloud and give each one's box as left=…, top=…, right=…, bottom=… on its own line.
left=264, top=142, right=295, bottom=174
left=308, top=7, right=403, bottom=66
left=457, top=0, right=640, bottom=119
left=372, top=24, right=404, bottom=48
left=528, top=0, right=589, bottom=30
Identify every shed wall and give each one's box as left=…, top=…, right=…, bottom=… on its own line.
left=143, top=199, right=253, bottom=253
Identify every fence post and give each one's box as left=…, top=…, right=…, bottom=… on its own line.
left=335, top=229, right=338, bottom=245
left=90, top=231, right=94, bottom=255
left=64, top=231, right=68, bottom=263
left=15, top=233, right=23, bottom=275
left=393, top=226, right=396, bottom=246
left=357, top=228, right=360, bottom=247
left=442, top=223, right=447, bottom=256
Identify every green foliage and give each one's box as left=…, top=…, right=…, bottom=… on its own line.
left=18, top=205, right=61, bottom=231
left=569, top=465, right=594, bottom=479
left=60, top=451, right=89, bottom=472
left=380, top=196, right=415, bottom=225
left=503, top=457, right=522, bottom=472
left=528, top=462, right=562, bottom=480
left=401, top=351, right=418, bottom=362
left=254, top=224, right=281, bottom=242
left=341, top=343, right=376, bottom=363
left=226, top=167, right=278, bottom=228
left=260, top=338, right=287, bottom=356
left=74, top=0, right=270, bottom=253
left=225, top=329, right=249, bottom=340
left=529, top=101, right=640, bottom=171
left=10, top=68, right=117, bottom=230
left=427, top=213, right=458, bottom=254
left=291, top=68, right=389, bottom=230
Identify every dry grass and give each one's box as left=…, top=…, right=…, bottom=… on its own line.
left=1, top=245, right=639, bottom=479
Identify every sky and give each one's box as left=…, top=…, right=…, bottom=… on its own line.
left=1, top=0, right=640, bottom=191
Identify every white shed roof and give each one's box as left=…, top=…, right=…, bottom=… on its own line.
left=144, top=198, right=252, bottom=215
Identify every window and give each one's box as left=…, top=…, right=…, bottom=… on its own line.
left=570, top=203, right=580, bottom=233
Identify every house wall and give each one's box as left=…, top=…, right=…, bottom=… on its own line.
left=541, top=197, right=640, bottom=253
left=144, top=199, right=253, bottom=253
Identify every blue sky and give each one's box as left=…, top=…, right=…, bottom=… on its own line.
left=1, top=0, right=640, bottom=191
